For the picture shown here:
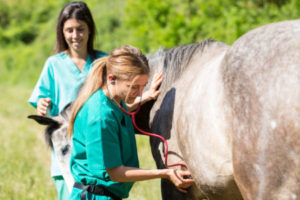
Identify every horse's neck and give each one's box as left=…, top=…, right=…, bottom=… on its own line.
left=60, top=104, right=73, bottom=122
left=149, top=42, right=229, bottom=124
left=172, top=49, right=235, bottom=188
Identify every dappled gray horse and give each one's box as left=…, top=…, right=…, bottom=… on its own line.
left=137, top=19, right=300, bottom=200
left=28, top=19, right=300, bottom=200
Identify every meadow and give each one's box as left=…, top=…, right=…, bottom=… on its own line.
left=0, top=0, right=299, bottom=199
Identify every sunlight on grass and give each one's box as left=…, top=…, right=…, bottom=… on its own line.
left=0, top=85, right=56, bottom=200
left=127, top=135, right=162, bottom=200
left=0, top=84, right=161, bottom=200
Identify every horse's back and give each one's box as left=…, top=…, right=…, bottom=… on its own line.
left=224, top=19, right=300, bottom=200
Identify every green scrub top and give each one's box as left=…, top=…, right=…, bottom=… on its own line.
left=29, top=51, right=106, bottom=116
left=70, top=89, right=139, bottom=199
left=28, top=51, right=107, bottom=177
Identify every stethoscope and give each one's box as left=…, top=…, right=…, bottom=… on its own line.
left=107, top=79, right=187, bottom=169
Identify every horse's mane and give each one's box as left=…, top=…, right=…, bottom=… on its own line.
left=148, top=39, right=219, bottom=87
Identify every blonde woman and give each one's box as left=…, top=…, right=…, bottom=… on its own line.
left=68, top=45, right=194, bottom=200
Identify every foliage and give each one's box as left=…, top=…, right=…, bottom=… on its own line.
left=123, top=0, right=300, bottom=52
left=0, top=0, right=299, bottom=86
left=0, top=0, right=67, bottom=87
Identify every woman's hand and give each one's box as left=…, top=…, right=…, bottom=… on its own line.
left=167, top=169, right=195, bottom=193
left=37, top=98, right=51, bottom=116
left=126, top=71, right=163, bottom=111
left=144, top=71, right=163, bottom=101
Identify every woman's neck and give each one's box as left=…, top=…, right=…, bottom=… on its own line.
left=66, top=48, right=88, bottom=60
left=66, top=49, right=88, bottom=72
left=102, top=85, right=121, bottom=105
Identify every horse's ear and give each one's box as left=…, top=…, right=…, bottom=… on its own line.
left=60, top=103, right=73, bottom=121
left=27, top=115, right=59, bottom=126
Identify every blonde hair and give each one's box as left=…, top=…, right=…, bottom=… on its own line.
left=68, top=45, right=149, bottom=135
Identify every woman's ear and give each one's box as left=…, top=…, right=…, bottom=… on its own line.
left=107, top=74, right=116, bottom=84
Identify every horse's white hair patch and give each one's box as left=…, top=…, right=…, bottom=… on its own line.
left=270, top=120, right=277, bottom=129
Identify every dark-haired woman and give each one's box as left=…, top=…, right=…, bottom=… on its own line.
left=28, top=2, right=161, bottom=199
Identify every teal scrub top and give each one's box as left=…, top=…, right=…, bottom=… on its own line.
left=28, top=51, right=107, bottom=177
left=70, top=89, right=139, bottom=199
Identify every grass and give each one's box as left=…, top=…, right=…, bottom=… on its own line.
left=0, top=84, right=56, bottom=200
left=0, top=84, right=161, bottom=200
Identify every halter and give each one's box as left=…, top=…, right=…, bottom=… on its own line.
left=107, top=80, right=187, bottom=169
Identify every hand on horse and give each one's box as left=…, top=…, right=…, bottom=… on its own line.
left=37, top=98, right=51, bottom=116
left=144, top=70, right=163, bottom=101
left=167, top=169, right=195, bottom=193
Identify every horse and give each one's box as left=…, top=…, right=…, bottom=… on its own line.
left=28, top=104, right=74, bottom=193
left=136, top=19, right=300, bottom=200
left=28, top=19, right=300, bottom=200
left=139, top=39, right=242, bottom=200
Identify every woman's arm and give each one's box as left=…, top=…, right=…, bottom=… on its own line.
left=127, top=71, right=163, bottom=111
left=107, top=165, right=194, bottom=193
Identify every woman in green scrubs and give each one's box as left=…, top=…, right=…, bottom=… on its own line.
left=68, top=45, right=194, bottom=200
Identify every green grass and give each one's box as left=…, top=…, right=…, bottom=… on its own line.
left=0, top=84, right=161, bottom=200
left=129, top=134, right=161, bottom=200
left=0, top=85, right=56, bottom=200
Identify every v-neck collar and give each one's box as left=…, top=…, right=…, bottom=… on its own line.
left=62, top=52, right=91, bottom=74
left=100, top=89, right=128, bottom=117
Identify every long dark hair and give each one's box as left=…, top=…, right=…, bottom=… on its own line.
left=54, top=1, right=96, bottom=59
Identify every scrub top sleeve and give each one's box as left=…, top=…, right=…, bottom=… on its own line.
left=28, top=59, right=55, bottom=108
left=86, top=117, right=123, bottom=175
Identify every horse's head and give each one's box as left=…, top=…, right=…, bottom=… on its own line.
left=28, top=103, right=74, bottom=192
left=27, top=104, right=72, bottom=158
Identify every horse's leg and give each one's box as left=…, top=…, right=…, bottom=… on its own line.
left=161, top=179, right=194, bottom=200
left=150, top=136, right=193, bottom=200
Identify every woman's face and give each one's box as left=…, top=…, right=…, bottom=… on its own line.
left=63, top=18, right=89, bottom=53
left=116, top=74, right=149, bottom=104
